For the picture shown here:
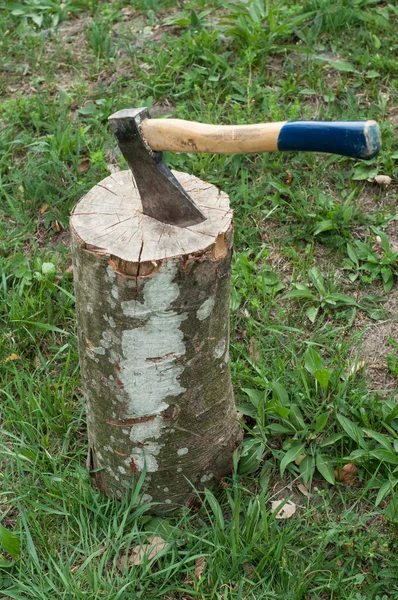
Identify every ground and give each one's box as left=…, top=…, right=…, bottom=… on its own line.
left=0, top=0, right=397, bottom=598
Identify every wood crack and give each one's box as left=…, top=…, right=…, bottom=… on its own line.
left=106, top=415, right=156, bottom=426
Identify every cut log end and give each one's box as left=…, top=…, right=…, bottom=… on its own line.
left=71, top=169, right=233, bottom=273
left=71, top=169, right=241, bottom=513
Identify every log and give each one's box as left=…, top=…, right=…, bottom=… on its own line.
left=70, top=169, right=242, bottom=513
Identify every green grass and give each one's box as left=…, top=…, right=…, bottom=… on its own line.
left=1, top=0, right=398, bottom=597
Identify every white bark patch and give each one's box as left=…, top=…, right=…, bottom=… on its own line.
left=87, top=303, right=93, bottom=314
left=214, top=339, right=226, bottom=359
left=93, top=346, right=106, bottom=355
left=109, top=350, right=119, bottom=364
left=104, top=314, right=116, bottom=328
left=120, top=263, right=186, bottom=417
left=100, top=331, right=112, bottom=349
left=129, top=416, right=164, bottom=443
left=131, top=443, right=161, bottom=472
left=196, top=297, right=215, bottom=321
left=106, top=265, right=116, bottom=282
left=177, top=447, right=189, bottom=456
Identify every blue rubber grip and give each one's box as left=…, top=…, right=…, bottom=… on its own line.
left=277, top=121, right=380, bottom=160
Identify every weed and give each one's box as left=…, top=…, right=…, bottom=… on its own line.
left=282, top=266, right=385, bottom=322
left=343, top=227, right=398, bottom=292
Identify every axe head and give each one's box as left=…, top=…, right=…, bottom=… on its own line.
left=108, top=108, right=206, bottom=228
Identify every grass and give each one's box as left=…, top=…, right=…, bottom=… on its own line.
left=1, top=0, right=398, bottom=597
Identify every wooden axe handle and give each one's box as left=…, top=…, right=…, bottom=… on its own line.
left=141, top=119, right=380, bottom=160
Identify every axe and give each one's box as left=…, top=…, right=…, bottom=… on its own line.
left=108, top=108, right=381, bottom=228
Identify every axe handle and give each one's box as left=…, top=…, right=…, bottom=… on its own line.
left=141, top=119, right=380, bottom=160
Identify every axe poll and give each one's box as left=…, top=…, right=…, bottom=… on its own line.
left=108, top=108, right=381, bottom=228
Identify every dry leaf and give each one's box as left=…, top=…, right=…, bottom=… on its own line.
left=39, top=203, right=49, bottom=215
left=194, top=556, right=206, bottom=579
left=71, top=546, right=105, bottom=573
left=368, top=363, right=387, bottom=371
left=285, top=169, right=293, bottom=185
left=341, top=359, right=366, bottom=380
left=249, top=337, right=260, bottom=362
left=296, top=482, right=309, bottom=497
left=127, top=536, right=168, bottom=566
left=242, top=561, right=255, bottom=578
left=1, top=353, right=20, bottom=363
left=271, top=500, right=296, bottom=519
left=121, top=6, right=134, bottom=16
left=374, top=175, right=392, bottom=186
left=335, top=463, right=358, bottom=485
left=295, top=453, right=306, bottom=466
left=54, top=220, right=63, bottom=232
left=78, top=158, right=90, bottom=173
left=65, top=265, right=73, bottom=274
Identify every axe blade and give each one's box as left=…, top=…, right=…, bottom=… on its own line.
left=108, top=108, right=206, bottom=228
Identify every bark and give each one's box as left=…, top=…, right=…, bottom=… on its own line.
left=70, top=169, right=242, bottom=513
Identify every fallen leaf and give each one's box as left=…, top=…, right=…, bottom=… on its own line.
left=271, top=500, right=296, bottom=519
left=335, top=463, right=358, bottom=485
left=78, top=158, right=90, bottom=173
left=65, top=265, right=73, bottom=274
left=121, top=6, right=135, bottom=16
left=71, top=546, right=106, bottom=573
left=194, top=556, right=206, bottom=579
left=295, top=453, right=306, bottom=466
left=249, top=337, right=260, bottom=362
left=296, top=482, right=309, bottom=497
left=242, top=561, right=255, bottom=578
left=54, top=220, right=63, bottom=232
left=127, top=536, right=168, bottom=566
left=374, top=175, right=392, bottom=186
left=285, top=169, right=293, bottom=185
left=368, top=363, right=387, bottom=371
left=1, top=354, right=20, bottom=363
left=39, top=203, right=49, bottom=215
left=341, top=359, right=366, bottom=380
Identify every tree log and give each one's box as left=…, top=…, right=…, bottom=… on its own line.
left=70, top=169, right=242, bottom=512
